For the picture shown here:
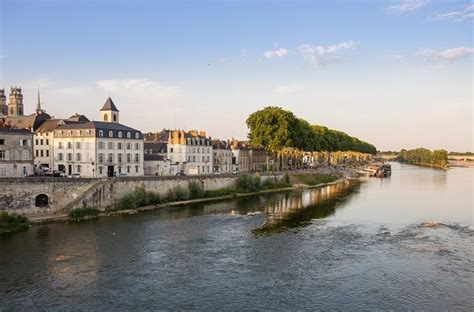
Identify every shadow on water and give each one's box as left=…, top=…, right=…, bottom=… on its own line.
left=252, top=180, right=361, bottom=235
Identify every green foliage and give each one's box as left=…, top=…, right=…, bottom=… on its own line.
left=0, top=211, right=30, bottom=234
left=397, top=148, right=448, bottom=168
left=246, top=106, right=377, bottom=155
left=116, top=187, right=161, bottom=210
left=236, top=173, right=263, bottom=193
left=172, top=186, right=191, bottom=201
left=204, top=188, right=237, bottom=198
left=294, top=173, right=338, bottom=186
left=188, top=181, right=205, bottom=199
left=68, top=207, right=100, bottom=221
left=282, top=172, right=290, bottom=184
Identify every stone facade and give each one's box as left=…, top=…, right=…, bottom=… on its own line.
left=0, top=128, right=34, bottom=177
left=212, top=140, right=233, bottom=173
left=167, top=130, right=213, bottom=175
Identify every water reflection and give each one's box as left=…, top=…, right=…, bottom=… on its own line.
left=253, top=180, right=361, bottom=235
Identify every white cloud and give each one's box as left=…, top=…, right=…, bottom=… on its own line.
left=416, top=47, right=474, bottom=61
left=298, top=41, right=359, bottom=67
left=96, top=79, right=180, bottom=103
left=263, top=48, right=288, bottom=59
left=386, top=0, right=429, bottom=14
left=274, top=84, right=305, bottom=95
left=432, top=4, right=474, bottom=22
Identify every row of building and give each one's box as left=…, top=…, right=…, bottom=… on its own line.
left=0, top=87, right=283, bottom=178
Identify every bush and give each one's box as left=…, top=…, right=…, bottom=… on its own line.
left=0, top=211, right=30, bottom=234
left=163, top=185, right=190, bottom=202
left=68, top=207, right=100, bottom=221
left=204, top=188, right=236, bottom=198
left=294, top=173, right=338, bottom=186
left=188, top=181, right=205, bottom=199
left=236, top=173, right=262, bottom=193
left=116, top=187, right=161, bottom=210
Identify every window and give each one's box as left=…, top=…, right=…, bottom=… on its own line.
left=98, top=142, right=105, bottom=149
left=202, top=156, right=205, bottom=162
left=36, top=150, right=39, bottom=157
left=58, top=153, right=63, bottom=161
left=68, top=131, right=72, bottom=136
left=134, top=154, right=139, bottom=162
left=127, top=154, right=131, bottom=163
left=76, top=130, right=81, bottom=136
left=193, top=155, right=195, bottom=162
left=135, top=132, right=139, bottom=139
left=127, top=166, right=131, bottom=173
left=127, top=132, right=131, bottom=138
left=135, top=165, right=139, bottom=173
left=188, top=156, right=191, bottom=162
left=76, top=142, right=81, bottom=149
left=40, top=150, right=44, bottom=157
left=76, top=153, right=81, bottom=161
left=67, top=142, right=72, bottom=149
left=67, top=153, right=72, bottom=161
left=108, top=131, right=113, bottom=138
left=46, top=150, right=49, bottom=157
left=117, top=143, right=122, bottom=149
left=107, top=153, right=113, bottom=163
left=0, top=150, right=5, bottom=160
left=104, top=114, right=108, bottom=121
left=58, top=142, right=63, bottom=149
left=135, top=143, right=140, bottom=150
left=0, top=167, right=6, bottom=176
left=99, top=130, right=104, bottom=137
left=46, top=139, right=49, bottom=145
left=207, top=156, right=210, bottom=162
left=170, top=147, right=173, bottom=153
left=126, top=143, right=131, bottom=150
left=118, top=131, right=122, bottom=138
left=35, top=139, right=39, bottom=145
left=87, top=130, right=91, bottom=136
left=98, top=153, right=104, bottom=163
left=98, top=167, right=103, bottom=174
left=113, top=114, right=117, bottom=122
left=20, top=139, right=28, bottom=146
left=77, top=165, right=81, bottom=173
left=118, top=154, right=123, bottom=163
left=108, top=142, right=114, bottom=150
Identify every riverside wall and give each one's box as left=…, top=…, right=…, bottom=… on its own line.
left=0, top=174, right=282, bottom=215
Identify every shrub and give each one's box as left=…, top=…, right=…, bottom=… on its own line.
left=0, top=211, right=30, bottom=234
left=204, top=188, right=236, bottom=198
left=164, top=185, right=190, bottom=202
left=236, top=173, right=262, bottom=193
left=68, top=207, right=100, bottom=221
left=116, top=187, right=161, bottom=210
left=295, top=173, right=338, bottom=186
left=188, top=181, right=205, bottom=199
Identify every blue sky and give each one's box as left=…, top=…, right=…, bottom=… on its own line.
left=1, top=0, right=472, bottom=151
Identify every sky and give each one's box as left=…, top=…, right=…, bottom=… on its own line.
left=0, top=0, right=472, bottom=152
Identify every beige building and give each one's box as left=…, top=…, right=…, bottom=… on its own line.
left=0, top=128, right=34, bottom=177
left=52, top=98, right=144, bottom=178
left=231, top=140, right=250, bottom=172
left=167, top=130, right=213, bottom=175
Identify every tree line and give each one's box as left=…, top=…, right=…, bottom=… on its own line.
left=396, top=148, right=448, bottom=168
left=246, top=106, right=377, bottom=156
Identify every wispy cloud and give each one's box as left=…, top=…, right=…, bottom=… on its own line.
left=386, top=0, right=429, bottom=14
left=96, top=79, right=180, bottom=103
left=431, top=3, right=474, bottom=22
left=298, top=41, right=359, bottom=67
left=415, top=47, right=474, bottom=61
left=263, top=48, right=288, bottom=59
left=274, top=84, right=305, bottom=95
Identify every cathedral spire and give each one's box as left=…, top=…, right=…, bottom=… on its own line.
left=36, top=87, right=42, bottom=114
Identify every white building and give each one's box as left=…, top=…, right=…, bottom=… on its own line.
left=52, top=98, right=144, bottom=178
left=212, top=140, right=233, bottom=173
left=167, top=129, right=213, bottom=175
left=0, top=128, right=34, bottom=177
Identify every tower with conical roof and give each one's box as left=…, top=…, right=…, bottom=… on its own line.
left=35, top=88, right=42, bottom=114
left=99, top=97, right=119, bottom=123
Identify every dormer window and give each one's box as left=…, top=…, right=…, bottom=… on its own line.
left=135, top=132, right=139, bottom=139
left=76, top=130, right=81, bottom=136
left=99, top=130, right=104, bottom=137
left=127, top=132, right=131, bottom=138
left=109, top=131, right=113, bottom=137
left=118, top=131, right=122, bottom=138
left=68, top=131, right=72, bottom=136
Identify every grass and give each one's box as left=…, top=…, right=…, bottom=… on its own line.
left=293, top=173, right=338, bottom=186
left=0, top=211, right=30, bottom=234
left=68, top=207, right=100, bottom=221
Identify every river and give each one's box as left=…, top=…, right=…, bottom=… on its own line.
left=0, top=163, right=472, bottom=310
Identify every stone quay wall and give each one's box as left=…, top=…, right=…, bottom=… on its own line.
left=0, top=173, right=282, bottom=215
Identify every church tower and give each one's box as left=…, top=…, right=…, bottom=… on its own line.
left=99, top=97, right=119, bottom=123
left=7, top=87, right=24, bottom=117
left=0, top=89, right=6, bottom=116
left=35, top=88, right=43, bottom=114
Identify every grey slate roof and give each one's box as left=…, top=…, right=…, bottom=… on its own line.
left=56, top=121, right=143, bottom=139
left=144, top=154, right=165, bottom=161
left=100, top=97, right=119, bottom=112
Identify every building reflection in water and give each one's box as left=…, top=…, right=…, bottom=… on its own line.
left=252, top=180, right=361, bottom=235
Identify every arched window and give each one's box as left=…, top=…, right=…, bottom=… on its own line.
left=99, top=130, right=104, bottom=137
left=68, top=131, right=72, bottom=136
left=104, top=114, right=108, bottom=121
left=76, top=130, right=81, bottom=136
left=113, top=114, right=117, bottom=122
left=109, top=131, right=113, bottom=137
left=118, top=131, right=122, bottom=138
left=135, top=132, right=139, bottom=139
left=35, top=194, right=49, bottom=207
left=127, top=132, right=131, bottom=138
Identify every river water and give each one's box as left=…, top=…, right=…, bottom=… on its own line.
left=0, top=163, right=473, bottom=310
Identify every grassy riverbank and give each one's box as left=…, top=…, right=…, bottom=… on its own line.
left=0, top=211, right=31, bottom=234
